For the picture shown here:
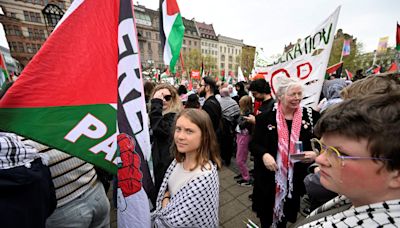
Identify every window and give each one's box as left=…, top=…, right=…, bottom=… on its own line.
left=220, top=63, right=224, bottom=68
left=32, top=43, right=37, bottom=53
left=18, top=42, right=24, bottom=53
left=148, top=42, right=152, bottom=53
left=34, top=29, right=39, bottom=39
left=9, top=42, right=18, bottom=52
left=229, top=64, right=232, bottom=69
left=139, top=42, right=144, bottom=52
left=24, top=11, right=30, bottom=21
left=28, top=28, right=34, bottom=38
left=229, top=56, right=233, bottom=62
left=224, top=47, right=226, bottom=53
left=221, top=54, right=225, bottom=60
left=183, top=40, right=186, bottom=44
left=39, top=30, right=45, bottom=40
left=26, top=43, right=33, bottom=53
left=189, top=40, right=192, bottom=45
left=146, top=31, right=151, bottom=39
left=194, top=41, right=197, bottom=46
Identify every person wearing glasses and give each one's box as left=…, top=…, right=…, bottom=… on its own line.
left=302, top=74, right=400, bottom=214
left=251, top=77, right=320, bottom=228
left=296, top=91, right=400, bottom=227
left=150, top=83, right=183, bottom=203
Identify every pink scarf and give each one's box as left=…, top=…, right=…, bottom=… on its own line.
left=273, top=102, right=302, bottom=227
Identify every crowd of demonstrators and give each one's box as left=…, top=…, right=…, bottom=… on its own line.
left=218, top=88, right=240, bottom=166
left=235, top=81, right=248, bottom=101
left=177, top=85, right=188, bottom=105
left=235, top=95, right=253, bottom=186
left=296, top=90, right=400, bottom=227
left=197, top=77, right=222, bottom=134
left=251, top=78, right=320, bottom=228
left=316, top=78, right=351, bottom=113
left=149, top=83, right=183, bottom=203
left=242, top=79, right=275, bottom=199
left=184, top=93, right=200, bottom=109
left=151, top=109, right=221, bottom=227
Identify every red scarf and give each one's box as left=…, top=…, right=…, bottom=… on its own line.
left=273, top=102, right=302, bottom=227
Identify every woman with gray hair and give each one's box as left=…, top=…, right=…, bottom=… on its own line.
left=251, top=78, right=320, bottom=228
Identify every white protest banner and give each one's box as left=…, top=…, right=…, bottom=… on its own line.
left=264, top=6, right=341, bottom=108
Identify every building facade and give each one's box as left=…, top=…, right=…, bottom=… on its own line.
left=195, top=21, right=218, bottom=75
left=217, top=35, right=243, bottom=77
left=0, top=0, right=71, bottom=68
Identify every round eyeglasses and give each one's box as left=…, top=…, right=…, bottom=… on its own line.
left=310, top=138, right=392, bottom=166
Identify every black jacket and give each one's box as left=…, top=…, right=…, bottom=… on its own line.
left=251, top=106, right=320, bottom=227
left=150, top=99, right=176, bottom=196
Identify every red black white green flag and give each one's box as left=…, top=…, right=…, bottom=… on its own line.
left=0, top=0, right=151, bottom=174
left=0, top=51, right=9, bottom=88
left=325, top=61, right=343, bottom=79
left=396, top=22, right=400, bottom=51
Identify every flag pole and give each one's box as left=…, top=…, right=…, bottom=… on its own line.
left=372, top=50, right=377, bottom=67
left=340, top=42, right=344, bottom=62
left=396, top=22, right=400, bottom=74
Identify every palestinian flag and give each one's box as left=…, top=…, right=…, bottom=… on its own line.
left=0, top=51, right=9, bottom=88
left=396, top=22, right=400, bottom=51
left=159, top=0, right=185, bottom=73
left=325, top=62, right=343, bottom=79
left=0, top=0, right=151, bottom=174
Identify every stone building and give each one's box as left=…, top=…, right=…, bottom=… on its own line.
left=217, top=35, right=243, bottom=77
left=0, top=0, right=72, bottom=67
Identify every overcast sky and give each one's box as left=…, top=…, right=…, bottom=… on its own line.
left=144, top=0, right=400, bottom=56
left=1, top=0, right=399, bottom=56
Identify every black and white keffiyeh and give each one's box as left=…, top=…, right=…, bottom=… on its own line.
left=151, top=160, right=219, bottom=227
left=298, top=195, right=400, bottom=227
left=0, top=132, right=45, bottom=169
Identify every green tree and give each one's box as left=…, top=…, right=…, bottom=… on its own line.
left=181, top=49, right=201, bottom=79
left=203, top=54, right=217, bottom=77
left=241, top=48, right=255, bottom=77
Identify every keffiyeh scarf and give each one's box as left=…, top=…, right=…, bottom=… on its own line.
left=298, top=195, right=400, bottom=227
left=273, top=103, right=302, bottom=227
left=151, top=160, right=219, bottom=227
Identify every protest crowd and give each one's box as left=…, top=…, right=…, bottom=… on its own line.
left=1, top=1, right=400, bottom=228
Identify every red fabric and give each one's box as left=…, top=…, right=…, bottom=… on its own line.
left=166, top=0, right=180, bottom=15
left=387, top=62, right=398, bottom=73
left=345, top=69, right=353, bottom=80
left=253, top=100, right=262, bottom=115
left=0, top=0, right=118, bottom=108
left=372, top=66, right=381, bottom=74
left=117, top=133, right=142, bottom=197
left=252, top=73, right=266, bottom=80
